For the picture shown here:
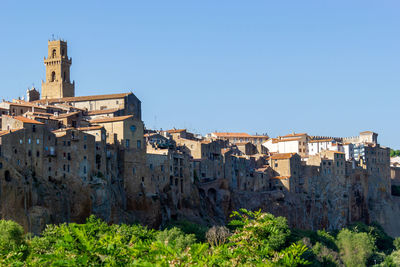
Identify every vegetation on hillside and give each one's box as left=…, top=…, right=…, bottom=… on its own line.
left=390, top=149, right=400, bottom=157
left=0, top=209, right=399, bottom=266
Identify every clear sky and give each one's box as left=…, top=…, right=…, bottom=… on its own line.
left=1, top=1, right=399, bottom=147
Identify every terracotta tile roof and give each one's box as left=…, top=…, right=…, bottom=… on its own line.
left=0, top=129, right=23, bottom=137
left=34, top=93, right=131, bottom=104
left=360, top=131, right=375, bottom=134
left=270, top=153, right=297, bottom=160
left=13, top=116, right=44, bottom=125
left=213, top=132, right=251, bottom=138
left=90, top=115, right=133, bottom=123
left=87, top=108, right=120, bottom=115
left=213, top=132, right=268, bottom=138
left=271, top=176, right=291, bottom=179
left=280, top=133, right=307, bottom=138
left=276, top=137, right=302, bottom=143
left=76, top=126, right=104, bottom=131
left=167, top=129, right=186, bottom=133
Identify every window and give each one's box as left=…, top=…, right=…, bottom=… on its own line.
left=84, top=135, right=87, bottom=141
left=67, top=153, right=71, bottom=160
left=52, top=49, right=56, bottom=58
left=19, top=139, right=22, bottom=144
left=137, top=140, right=141, bottom=149
left=132, top=167, right=136, bottom=175
left=83, top=166, right=87, bottom=174
left=84, top=144, right=87, bottom=150
left=130, top=125, right=136, bottom=132
left=36, top=139, right=40, bottom=144
left=150, top=164, right=153, bottom=170
left=126, top=139, right=130, bottom=148
left=28, top=139, right=31, bottom=144
left=32, top=125, right=36, bottom=132
left=51, top=71, right=56, bottom=82
left=36, top=151, right=40, bottom=157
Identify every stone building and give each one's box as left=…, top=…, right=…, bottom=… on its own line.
left=209, top=132, right=268, bottom=145
left=269, top=153, right=301, bottom=192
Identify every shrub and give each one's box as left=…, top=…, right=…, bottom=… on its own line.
left=336, top=228, right=376, bottom=267
left=164, top=219, right=208, bottom=242
left=206, top=226, right=230, bottom=247
left=156, top=227, right=196, bottom=251
left=0, top=220, right=25, bottom=253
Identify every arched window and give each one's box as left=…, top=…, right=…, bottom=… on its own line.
left=51, top=71, right=56, bottom=82
left=61, top=49, right=65, bottom=56
left=52, top=49, right=56, bottom=58
left=63, top=71, right=66, bottom=81
left=5, top=170, right=11, bottom=182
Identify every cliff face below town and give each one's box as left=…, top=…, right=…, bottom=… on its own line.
left=2, top=163, right=400, bottom=238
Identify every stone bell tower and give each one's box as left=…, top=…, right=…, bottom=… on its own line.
left=41, top=40, right=75, bottom=99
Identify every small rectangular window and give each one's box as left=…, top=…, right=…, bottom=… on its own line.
left=126, top=139, right=130, bottom=148
left=137, top=140, right=141, bottom=149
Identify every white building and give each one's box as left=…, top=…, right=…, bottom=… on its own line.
left=263, top=133, right=308, bottom=157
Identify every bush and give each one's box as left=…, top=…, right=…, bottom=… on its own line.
left=336, top=228, right=376, bottom=267
left=0, top=220, right=27, bottom=264
left=0, top=220, right=25, bottom=252
left=394, top=237, right=400, bottom=250
left=164, top=219, right=208, bottom=242
left=206, top=226, right=230, bottom=247
left=156, top=227, right=196, bottom=251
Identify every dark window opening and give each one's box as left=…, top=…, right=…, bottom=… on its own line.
left=5, top=170, right=11, bottom=182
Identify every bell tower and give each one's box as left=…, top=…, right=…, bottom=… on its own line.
left=41, top=40, right=75, bottom=99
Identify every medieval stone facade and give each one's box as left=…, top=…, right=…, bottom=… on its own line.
left=1, top=40, right=400, bottom=237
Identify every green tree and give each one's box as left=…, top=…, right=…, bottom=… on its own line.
left=336, top=228, right=376, bottom=267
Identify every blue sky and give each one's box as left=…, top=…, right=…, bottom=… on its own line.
left=1, top=1, right=399, bottom=147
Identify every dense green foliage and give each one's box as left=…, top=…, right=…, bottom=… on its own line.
left=0, top=210, right=399, bottom=266
left=390, top=149, right=400, bottom=157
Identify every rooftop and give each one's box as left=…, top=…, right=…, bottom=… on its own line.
left=167, top=129, right=186, bottom=134
left=270, top=153, right=297, bottom=160
left=280, top=132, right=307, bottom=138
left=90, top=115, right=133, bottom=123
left=271, top=176, right=291, bottom=179
left=213, top=132, right=268, bottom=138
left=34, top=92, right=132, bottom=104
left=12, top=116, right=44, bottom=125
